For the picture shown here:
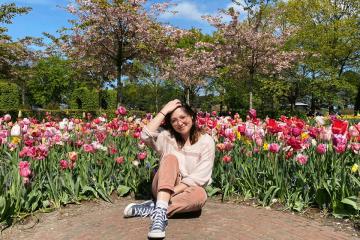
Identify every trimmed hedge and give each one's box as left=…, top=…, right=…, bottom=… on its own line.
left=0, top=109, right=147, bottom=121
left=69, top=87, right=99, bottom=110
left=0, top=82, right=20, bottom=110
left=69, top=88, right=117, bottom=111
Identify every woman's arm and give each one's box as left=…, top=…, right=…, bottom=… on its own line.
left=146, top=99, right=182, bottom=132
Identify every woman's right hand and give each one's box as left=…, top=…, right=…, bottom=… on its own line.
left=161, top=99, right=182, bottom=115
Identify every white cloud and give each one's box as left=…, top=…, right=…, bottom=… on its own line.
left=159, top=1, right=207, bottom=22
left=219, top=1, right=248, bottom=22
left=225, top=1, right=246, bottom=15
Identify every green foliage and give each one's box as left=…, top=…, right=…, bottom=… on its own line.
left=69, top=87, right=99, bottom=110
left=27, top=56, right=76, bottom=108
left=0, top=82, right=20, bottom=110
left=100, top=90, right=117, bottom=110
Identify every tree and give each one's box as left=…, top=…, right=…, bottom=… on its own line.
left=281, top=0, right=359, bottom=111
left=162, top=30, right=216, bottom=105
left=0, top=3, right=31, bottom=79
left=206, top=2, right=299, bottom=109
left=27, top=56, right=77, bottom=108
left=62, top=0, right=174, bottom=105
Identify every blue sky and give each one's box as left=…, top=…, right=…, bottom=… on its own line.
left=1, top=0, right=245, bottom=41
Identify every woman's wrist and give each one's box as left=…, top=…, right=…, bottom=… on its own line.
left=159, top=111, right=166, bottom=117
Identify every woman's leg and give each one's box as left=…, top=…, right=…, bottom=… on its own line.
left=167, top=186, right=207, bottom=217
left=152, top=154, right=180, bottom=198
left=149, top=154, right=180, bottom=238
left=151, top=155, right=207, bottom=218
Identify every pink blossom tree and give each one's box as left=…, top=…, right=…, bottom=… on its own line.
left=205, top=2, right=299, bottom=109
left=162, top=32, right=217, bottom=105
left=61, top=0, right=174, bottom=105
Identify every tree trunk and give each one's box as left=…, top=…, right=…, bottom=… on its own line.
left=155, top=75, right=159, bottom=112
left=354, top=85, right=360, bottom=115
left=186, top=86, right=190, bottom=105
left=249, top=92, right=253, bottom=110
left=116, top=64, right=123, bottom=107
left=21, top=84, right=26, bottom=107
left=248, top=69, right=254, bottom=110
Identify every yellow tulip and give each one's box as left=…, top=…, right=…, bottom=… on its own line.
left=236, top=132, right=241, bottom=140
left=11, top=136, right=21, bottom=145
left=301, top=132, right=309, bottom=140
left=351, top=164, right=359, bottom=173
left=263, top=143, right=269, bottom=151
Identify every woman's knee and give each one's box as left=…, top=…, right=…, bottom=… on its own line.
left=161, top=154, right=179, bottom=166
left=183, top=186, right=207, bottom=204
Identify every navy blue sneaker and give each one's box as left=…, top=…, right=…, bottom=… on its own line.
left=123, top=200, right=155, bottom=218
left=148, top=207, right=168, bottom=238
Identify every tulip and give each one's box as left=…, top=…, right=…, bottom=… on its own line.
left=19, top=161, right=31, bottom=177
left=117, top=106, right=127, bottom=116
left=315, top=116, right=325, bottom=126
left=137, top=151, right=147, bottom=160
left=351, top=143, right=360, bottom=154
left=115, top=156, right=124, bottom=164
left=296, top=154, right=308, bottom=165
left=68, top=151, right=78, bottom=162
left=248, top=109, right=256, bottom=119
left=291, top=127, right=301, bottom=137
left=269, top=143, right=280, bottom=153
left=222, top=155, right=232, bottom=163
left=59, top=160, right=69, bottom=170
left=10, top=124, right=21, bottom=136
left=351, top=164, right=359, bottom=173
left=4, top=114, right=11, bottom=122
left=316, top=144, right=327, bottom=154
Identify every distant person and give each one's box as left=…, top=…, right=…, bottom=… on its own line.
left=123, top=99, right=215, bottom=239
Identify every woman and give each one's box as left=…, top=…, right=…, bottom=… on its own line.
left=123, top=99, right=215, bottom=239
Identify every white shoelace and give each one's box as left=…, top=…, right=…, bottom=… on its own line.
left=150, top=207, right=168, bottom=231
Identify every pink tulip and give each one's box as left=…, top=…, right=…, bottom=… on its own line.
left=334, top=144, right=346, bottom=154
left=291, top=127, right=301, bottom=137
left=350, top=143, right=360, bottom=154
left=248, top=109, right=256, bottom=119
left=269, top=143, right=280, bottom=153
left=296, top=154, right=308, bottom=165
left=349, top=126, right=359, bottom=138
left=83, top=144, right=96, bottom=153
left=316, top=144, right=327, bottom=154
left=68, top=151, right=78, bottom=162
left=137, top=151, right=147, bottom=161
left=255, top=137, right=263, bottom=147
left=59, top=160, right=69, bottom=170
left=224, top=128, right=233, bottom=138
left=117, top=106, right=127, bottom=116
left=4, top=114, right=11, bottom=122
left=133, top=132, right=141, bottom=139
left=222, top=155, right=232, bottom=163
left=224, top=142, right=234, bottom=151
left=216, top=143, right=225, bottom=152
left=115, top=156, right=124, bottom=164
left=19, top=161, right=31, bottom=177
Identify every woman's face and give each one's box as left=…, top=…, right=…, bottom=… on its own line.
left=170, top=108, right=193, bottom=136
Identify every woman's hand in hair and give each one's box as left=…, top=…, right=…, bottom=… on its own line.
left=161, top=99, right=182, bottom=115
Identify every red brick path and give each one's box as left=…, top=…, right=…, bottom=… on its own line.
left=2, top=198, right=359, bottom=240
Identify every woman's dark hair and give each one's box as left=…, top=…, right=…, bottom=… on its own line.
left=163, top=104, right=203, bottom=148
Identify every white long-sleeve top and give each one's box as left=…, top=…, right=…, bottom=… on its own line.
left=141, top=126, right=215, bottom=187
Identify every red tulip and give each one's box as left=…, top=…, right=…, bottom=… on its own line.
left=331, top=119, right=348, bottom=135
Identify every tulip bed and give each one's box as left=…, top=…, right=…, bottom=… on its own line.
left=0, top=108, right=359, bottom=226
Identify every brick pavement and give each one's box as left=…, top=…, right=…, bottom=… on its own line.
left=2, top=198, right=359, bottom=240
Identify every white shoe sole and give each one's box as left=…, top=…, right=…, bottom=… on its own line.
left=123, top=203, right=136, bottom=218
left=123, top=200, right=154, bottom=218
left=148, top=231, right=165, bottom=238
